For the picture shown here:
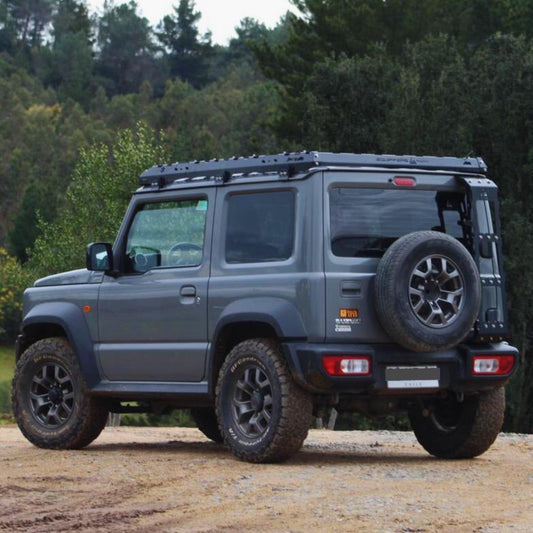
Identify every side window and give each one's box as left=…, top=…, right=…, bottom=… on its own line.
left=225, top=191, right=295, bottom=263
left=125, top=198, right=208, bottom=273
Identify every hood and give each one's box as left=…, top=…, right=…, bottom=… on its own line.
left=34, top=268, right=103, bottom=287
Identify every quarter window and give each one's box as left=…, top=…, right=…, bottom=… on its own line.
left=125, top=199, right=208, bottom=273
left=225, top=191, right=295, bottom=263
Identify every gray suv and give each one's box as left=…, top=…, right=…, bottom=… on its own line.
left=12, top=152, right=518, bottom=462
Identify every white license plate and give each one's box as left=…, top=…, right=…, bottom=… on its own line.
left=387, top=379, right=439, bottom=389
left=385, top=365, right=440, bottom=389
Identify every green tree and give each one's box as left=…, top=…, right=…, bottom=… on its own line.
left=156, top=0, right=212, bottom=87
left=505, top=0, right=533, bottom=38
left=43, top=0, right=94, bottom=105
left=382, top=35, right=472, bottom=156
left=96, top=0, right=156, bottom=95
left=0, top=61, right=56, bottom=250
left=0, top=248, right=33, bottom=342
left=301, top=50, right=397, bottom=152
left=254, top=0, right=509, bottom=140
left=52, top=0, right=91, bottom=38
left=0, top=0, right=18, bottom=53
left=467, top=35, right=533, bottom=432
left=8, top=0, right=55, bottom=49
left=29, top=123, right=168, bottom=274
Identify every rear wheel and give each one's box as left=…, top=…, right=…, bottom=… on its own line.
left=11, top=337, right=109, bottom=449
left=215, top=338, right=313, bottom=463
left=409, top=388, right=505, bottom=458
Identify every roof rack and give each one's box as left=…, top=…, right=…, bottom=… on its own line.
left=138, top=151, right=488, bottom=187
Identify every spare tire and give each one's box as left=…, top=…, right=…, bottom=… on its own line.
left=374, top=231, right=480, bottom=352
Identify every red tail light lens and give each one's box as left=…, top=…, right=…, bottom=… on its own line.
left=322, top=355, right=371, bottom=376
left=472, top=355, right=515, bottom=375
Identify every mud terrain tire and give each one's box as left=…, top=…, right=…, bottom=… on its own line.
left=216, top=338, right=313, bottom=463
left=409, top=388, right=505, bottom=458
left=375, top=231, right=481, bottom=352
left=12, top=337, right=109, bottom=449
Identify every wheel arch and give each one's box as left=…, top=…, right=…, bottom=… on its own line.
left=207, top=298, right=307, bottom=397
left=19, top=302, right=100, bottom=388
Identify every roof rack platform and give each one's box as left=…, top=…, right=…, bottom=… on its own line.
left=139, top=151, right=487, bottom=187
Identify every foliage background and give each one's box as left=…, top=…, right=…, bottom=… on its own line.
left=0, top=0, right=532, bottom=432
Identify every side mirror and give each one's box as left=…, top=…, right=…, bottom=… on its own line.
left=86, top=242, right=114, bottom=272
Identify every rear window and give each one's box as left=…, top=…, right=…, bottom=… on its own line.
left=330, top=188, right=464, bottom=258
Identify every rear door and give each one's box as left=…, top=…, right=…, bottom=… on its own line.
left=324, top=170, right=465, bottom=343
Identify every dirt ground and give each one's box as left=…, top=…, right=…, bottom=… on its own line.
left=0, top=426, right=531, bottom=533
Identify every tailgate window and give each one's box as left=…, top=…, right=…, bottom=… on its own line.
left=330, top=188, right=465, bottom=258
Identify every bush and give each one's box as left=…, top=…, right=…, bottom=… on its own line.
left=0, top=248, right=34, bottom=342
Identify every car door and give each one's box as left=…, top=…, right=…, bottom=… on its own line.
left=96, top=189, right=214, bottom=382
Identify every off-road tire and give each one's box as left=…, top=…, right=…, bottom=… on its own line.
left=409, top=388, right=505, bottom=459
left=215, top=338, right=313, bottom=463
left=11, top=337, right=109, bottom=449
left=375, top=231, right=481, bottom=352
left=190, top=407, right=223, bottom=443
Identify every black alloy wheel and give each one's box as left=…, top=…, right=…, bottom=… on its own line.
left=408, top=254, right=465, bottom=328
left=29, top=363, right=75, bottom=428
left=231, top=365, right=273, bottom=439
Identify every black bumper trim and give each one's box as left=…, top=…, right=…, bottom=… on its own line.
left=282, top=342, right=518, bottom=394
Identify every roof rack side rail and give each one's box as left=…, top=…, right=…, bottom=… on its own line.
left=138, top=151, right=488, bottom=187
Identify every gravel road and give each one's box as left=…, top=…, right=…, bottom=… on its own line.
left=0, top=426, right=531, bottom=532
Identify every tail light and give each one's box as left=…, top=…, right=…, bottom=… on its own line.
left=322, top=355, right=371, bottom=376
left=472, top=355, right=515, bottom=375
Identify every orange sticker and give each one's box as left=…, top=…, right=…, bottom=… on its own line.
left=339, top=308, right=359, bottom=319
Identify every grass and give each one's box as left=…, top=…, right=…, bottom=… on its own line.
left=0, top=345, right=15, bottom=414
left=0, top=345, right=15, bottom=382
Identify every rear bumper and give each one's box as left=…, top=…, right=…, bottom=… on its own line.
left=282, top=341, right=518, bottom=395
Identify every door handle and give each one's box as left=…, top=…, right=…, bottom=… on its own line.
left=180, top=285, right=196, bottom=297
left=341, top=281, right=361, bottom=297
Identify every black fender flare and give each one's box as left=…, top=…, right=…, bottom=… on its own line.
left=213, top=297, right=307, bottom=340
left=22, top=302, right=100, bottom=388
left=207, top=297, right=307, bottom=395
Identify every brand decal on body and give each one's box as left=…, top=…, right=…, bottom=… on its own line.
left=335, top=308, right=361, bottom=332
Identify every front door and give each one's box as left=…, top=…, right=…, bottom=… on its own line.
left=97, top=191, right=214, bottom=382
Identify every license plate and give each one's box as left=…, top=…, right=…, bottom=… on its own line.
left=386, top=365, right=440, bottom=389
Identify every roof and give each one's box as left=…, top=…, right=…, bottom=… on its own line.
left=138, top=151, right=488, bottom=188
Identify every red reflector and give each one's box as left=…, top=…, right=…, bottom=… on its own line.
left=393, top=176, right=416, bottom=187
left=322, top=355, right=371, bottom=376
left=472, top=355, right=515, bottom=375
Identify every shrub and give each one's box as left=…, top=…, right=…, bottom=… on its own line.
left=0, top=248, right=34, bottom=342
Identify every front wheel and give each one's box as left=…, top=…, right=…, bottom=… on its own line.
left=409, top=388, right=505, bottom=459
left=215, top=338, right=313, bottom=463
left=11, top=337, right=109, bottom=449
